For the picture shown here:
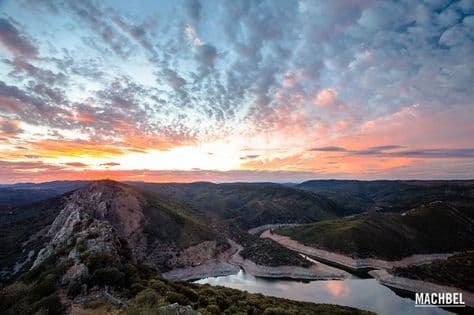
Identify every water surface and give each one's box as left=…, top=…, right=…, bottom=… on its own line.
left=195, top=270, right=452, bottom=315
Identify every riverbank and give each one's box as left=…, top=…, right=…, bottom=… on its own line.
left=370, top=269, right=474, bottom=308
left=262, top=228, right=473, bottom=307
left=262, top=229, right=461, bottom=270
left=229, top=240, right=350, bottom=280
left=163, top=238, right=350, bottom=281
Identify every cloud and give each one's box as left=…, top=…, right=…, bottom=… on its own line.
left=0, top=163, right=322, bottom=184
left=0, top=17, right=38, bottom=57
left=311, top=145, right=474, bottom=159
left=0, top=0, right=473, bottom=181
left=240, top=155, right=260, bottom=160
left=100, top=162, right=120, bottom=167
left=310, top=146, right=349, bottom=152
left=368, top=145, right=404, bottom=151
left=195, top=43, right=217, bottom=66
left=0, top=118, right=22, bottom=136
left=63, top=162, right=89, bottom=167
left=6, top=58, right=66, bottom=85
left=186, top=0, right=202, bottom=23
left=314, top=88, right=337, bottom=107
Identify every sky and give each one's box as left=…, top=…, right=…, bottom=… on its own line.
left=0, top=0, right=473, bottom=183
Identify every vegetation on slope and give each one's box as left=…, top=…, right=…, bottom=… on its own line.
left=0, top=228, right=370, bottom=315
left=297, top=180, right=474, bottom=216
left=393, top=252, right=474, bottom=292
left=132, top=182, right=341, bottom=229
left=277, top=201, right=474, bottom=260
left=227, top=224, right=310, bottom=267
left=139, top=188, right=222, bottom=250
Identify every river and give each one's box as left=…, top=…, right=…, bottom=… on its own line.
left=195, top=269, right=453, bottom=315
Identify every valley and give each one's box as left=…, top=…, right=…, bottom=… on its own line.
left=0, top=179, right=473, bottom=314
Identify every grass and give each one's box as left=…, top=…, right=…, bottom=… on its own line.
left=277, top=202, right=474, bottom=260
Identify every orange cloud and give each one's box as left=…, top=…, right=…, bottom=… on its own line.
left=27, top=139, right=126, bottom=158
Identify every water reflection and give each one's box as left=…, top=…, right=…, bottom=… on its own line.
left=195, top=270, right=452, bottom=315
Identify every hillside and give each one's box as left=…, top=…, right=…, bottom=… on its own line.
left=0, top=180, right=371, bottom=315
left=131, top=182, right=342, bottom=229
left=297, top=180, right=474, bottom=216
left=0, top=227, right=370, bottom=315
left=0, top=180, right=226, bottom=281
left=277, top=201, right=474, bottom=260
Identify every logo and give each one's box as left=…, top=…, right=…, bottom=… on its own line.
left=415, top=292, right=465, bottom=308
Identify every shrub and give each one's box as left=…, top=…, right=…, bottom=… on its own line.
left=166, top=291, right=190, bottom=305
left=149, top=279, right=169, bottom=294
left=205, top=304, right=220, bottom=315
left=134, top=288, right=159, bottom=305
left=263, top=307, right=292, bottom=315
left=172, top=283, right=199, bottom=302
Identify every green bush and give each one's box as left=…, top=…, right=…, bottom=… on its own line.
left=204, top=304, right=220, bottom=315
left=263, top=307, right=292, bottom=315
left=172, top=283, right=199, bottom=302
left=149, top=279, right=170, bottom=294
left=166, top=291, right=190, bottom=305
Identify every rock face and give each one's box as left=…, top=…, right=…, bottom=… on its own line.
left=29, top=180, right=226, bottom=274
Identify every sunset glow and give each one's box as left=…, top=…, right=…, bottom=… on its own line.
left=0, top=0, right=473, bottom=183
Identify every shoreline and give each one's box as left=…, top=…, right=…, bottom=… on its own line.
left=261, top=229, right=464, bottom=270
left=370, top=269, right=474, bottom=308
left=163, top=238, right=350, bottom=281
left=261, top=227, right=473, bottom=306
left=164, top=225, right=473, bottom=309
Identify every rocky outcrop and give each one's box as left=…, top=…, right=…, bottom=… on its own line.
left=31, top=181, right=144, bottom=269
left=163, top=240, right=241, bottom=280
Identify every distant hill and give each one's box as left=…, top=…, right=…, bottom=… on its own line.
left=277, top=201, right=474, bottom=260
left=0, top=181, right=90, bottom=208
left=297, top=179, right=474, bottom=215
left=131, top=182, right=342, bottom=229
